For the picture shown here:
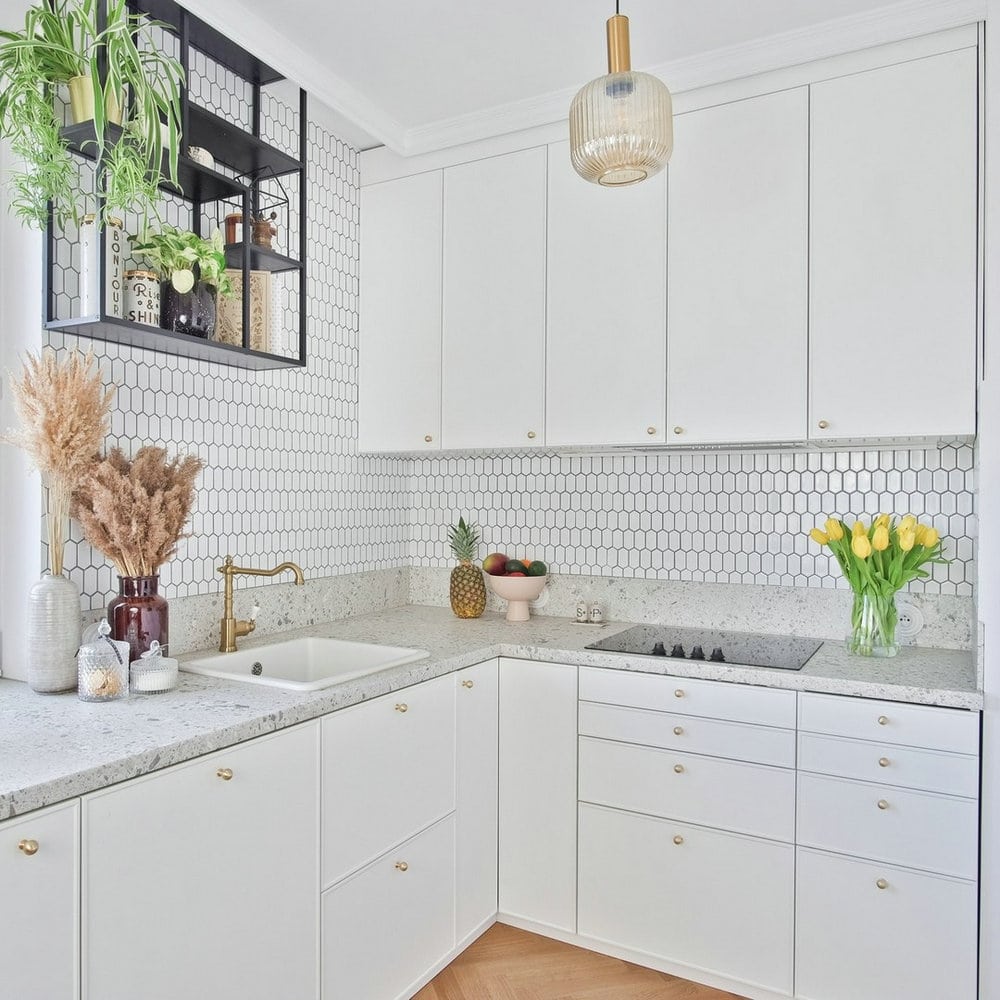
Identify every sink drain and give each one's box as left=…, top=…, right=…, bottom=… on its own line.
left=251, top=661, right=263, bottom=676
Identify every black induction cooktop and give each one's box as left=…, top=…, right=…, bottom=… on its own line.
left=586, top=624, right=822, bottom=671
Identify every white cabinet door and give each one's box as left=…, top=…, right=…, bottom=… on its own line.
left=809, top=47, right=978, bottom=440
left=0, top=801, right=79, bottom=1000
left=455, top=659, right=499, bottom=942
left=796, top=847, right=978, bottom=1000
left=442, top=147, right=547, bottom=450
left=546, top=139, right=667, bottom=446
left=498, top=657, right=577, bottom=932
left=359, top=171, right=443, bottom=452
left=322, top=816, right=455, bottom=1000
left=83, top=723, right=320, bottom=1000
left=667, top=88, right=808, bottom=445
left=578, top=803, right=794, bottom=995
left=322, top=673, right=456, bottom=887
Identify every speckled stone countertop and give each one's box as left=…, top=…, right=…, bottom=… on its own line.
left=0, top=605, right=980, bottom=820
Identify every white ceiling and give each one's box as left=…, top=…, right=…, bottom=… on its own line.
left=186, top=0, right=984, bottom=153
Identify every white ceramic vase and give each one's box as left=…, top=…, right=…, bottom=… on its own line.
left=26, top=573, right=82, bottom=693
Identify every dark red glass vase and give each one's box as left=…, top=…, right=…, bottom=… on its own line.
left=108, top=575, right=169, bottom=662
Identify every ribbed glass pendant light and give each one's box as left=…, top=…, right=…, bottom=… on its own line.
left=569, top=3, right=673, bottom=186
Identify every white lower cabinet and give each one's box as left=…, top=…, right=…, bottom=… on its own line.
left=322, top=815, right=456, bottom=1000
left=455, top=658, right=499, bottom=941
left=795, top=848, right=978, bottom=1000
left=82, top=722, right=320, bottom=1000
left=578, top=804, right=795, bottom=994
left=498, top=657, right=578, bottom=932
left=0, top=800, right=79, bottom=1000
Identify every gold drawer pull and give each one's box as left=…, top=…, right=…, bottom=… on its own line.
left=673, top=764, right=685, bottom=774
left=673, top=426, right=684, bottom=435
left=876, top=878, right=889, bottom=890
left=817, top=419, right=830, bottom=430
left=877, top=799, right=889, bottom=810
left=461, top=679, right=474, bottom=689
left=424, top=434, right=433, bottom=443
left=17, top=839, right=39, bottom=856
left=395, top=861, right=409, bottom=872
left=673, top=835, right=684, bottom=845
left=673, top=726, right=684, bottom=736
left=216, top=767, right=233, bottom=781
left=527, top=430, right=536, bottom=440
left=646, top=426, right=656, bottom=435
left=674, top=689, right=684, bottom=698
left=878, top=715, right=889, bottom=726
left=878, top=757, right=890, bottom=768
left=395, top=703, right=408, bottom=713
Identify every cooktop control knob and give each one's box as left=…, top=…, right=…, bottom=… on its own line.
left=690, top=645, right=705, bottom=660
left=670, top=644, right=686, bottom=658
left=710, top=647, right=726, bottom=662
left=652, top=642, right=666, bottom=656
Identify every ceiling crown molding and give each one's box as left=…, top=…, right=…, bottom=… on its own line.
left=401, top=0, right=985, bottom=156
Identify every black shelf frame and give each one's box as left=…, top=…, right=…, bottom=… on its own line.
left=43, top=0, right=308, bottom=372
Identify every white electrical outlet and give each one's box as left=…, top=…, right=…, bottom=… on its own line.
left=896, top=600, right=925, bottom=642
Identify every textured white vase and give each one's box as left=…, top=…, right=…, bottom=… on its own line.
left=26, top=573, right=82, bottom=693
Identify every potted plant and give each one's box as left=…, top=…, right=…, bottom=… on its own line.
left=0, top=0, right=183, bottom=228
left=130, top=225, right=235, bottom=338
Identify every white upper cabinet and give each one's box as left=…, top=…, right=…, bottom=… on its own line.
left=442, top=147, right=547, bottom=450
left=546, top=140, right=667, bottom=447
left=667, top=88, right=809, bottom=445
left=359, top=171, right=443, bottom=452
left=809, top=47, right=978, bottom=440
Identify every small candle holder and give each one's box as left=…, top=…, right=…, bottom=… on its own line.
left=78, top=620, right=129, bottom=702
left=130, top=640, right=179, bottom=694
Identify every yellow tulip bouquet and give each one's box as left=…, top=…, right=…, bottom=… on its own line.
left=808, top=515, right=947, bottom=656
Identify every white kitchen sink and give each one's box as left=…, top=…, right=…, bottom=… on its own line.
left=180, top=637, right=430, bottom=691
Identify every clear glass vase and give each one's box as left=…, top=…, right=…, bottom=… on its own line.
left=848, top=590, right=899, bottom=657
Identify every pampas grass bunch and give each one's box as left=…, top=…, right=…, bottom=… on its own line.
left=4, top=349, right=114, bottom=576
left=72, top=446, right=204, bottom=578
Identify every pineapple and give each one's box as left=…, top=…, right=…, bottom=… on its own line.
left=447, top=517, right=487, bottom=619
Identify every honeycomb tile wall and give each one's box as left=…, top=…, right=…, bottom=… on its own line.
left=408, top=442, right=975, bottom=596
left=45, top=96, right=410, bottom=611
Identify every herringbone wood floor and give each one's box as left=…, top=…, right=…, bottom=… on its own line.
left=414, top=923, right=745, bottom=1000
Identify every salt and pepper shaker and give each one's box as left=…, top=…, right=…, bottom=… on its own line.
left=589, top=602, right=605, bottom=624
left=575, top=601, right=589, bottom=623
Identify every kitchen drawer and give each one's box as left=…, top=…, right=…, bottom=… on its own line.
left=798, top=691, right=979, bottom=754
left=798, top=731, right=979, bottom=797
left=579, top=700, right=795, bottom=767
left=579, top=803, right=794, bottom=995
left=579, top=736, right=795, bottom=841
left=796, top=771, right=978, bottom=879
left=580, top=665, right=796, bottom=728
left=795, top=847, right=977, bottom=1000
left=322, top=673, right=456, bottom=887
left=322, top=814, right=455, bottom=1000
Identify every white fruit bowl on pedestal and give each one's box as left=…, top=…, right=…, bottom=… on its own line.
left=485, top=574, right=547, bottom=622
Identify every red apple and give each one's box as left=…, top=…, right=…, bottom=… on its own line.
left=482, top=552, right=508, bottom=575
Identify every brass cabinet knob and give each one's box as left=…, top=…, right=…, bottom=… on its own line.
left=673, top=835, right=684, bottom=846
left=17, top=839, right=39, bottom=856
left=395, top=861, right=409, bottom=872
left=876, top=878, right=889, bottom=890
left=646, top=426, right=656, bottom=435
left=395, top=703, right=408, bottom=713
left=216, top=767, right=233, bottom=781
left=673, top=426, right=684, bottom=435
left=461, top=679, right=474, bottom=689
left=674, top=689, right=684, bottom=698
left=424, top=434, right=433, bottom=443
left=878, top=757, right=890, bottom=768
left=527, top=430, right=536, bottom=440
left=673, top=764, right=685, bottom=774
left=877, top=799, right=889, bottom=810
left=877, top=715, right=889, bottom=726
left=673, top=726, right=684, bottom=736
left=817, top=419, right=830, bottom=429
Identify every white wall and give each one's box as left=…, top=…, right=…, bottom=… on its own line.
left=980, top=8, right=999, bottom=998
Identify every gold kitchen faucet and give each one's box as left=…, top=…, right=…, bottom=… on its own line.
left=218, top=554, right=305, bottom=652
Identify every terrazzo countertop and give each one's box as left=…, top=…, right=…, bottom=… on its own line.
left=0, top=604, right=980, bottom=820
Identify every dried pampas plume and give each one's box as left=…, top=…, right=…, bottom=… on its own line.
left=72, top=446, right=204, bottom=578
left=3, top=349, right=115, bottom=576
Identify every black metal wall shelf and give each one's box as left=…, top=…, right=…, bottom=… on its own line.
left=44, top=0, right=309, bottom=371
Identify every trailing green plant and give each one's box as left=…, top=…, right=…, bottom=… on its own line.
left=0, top=0, right=184, bottom=229
left=130, top=225, right=235, bottom=297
